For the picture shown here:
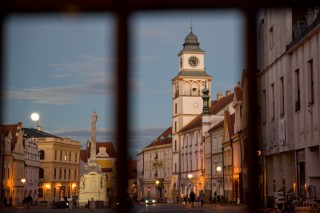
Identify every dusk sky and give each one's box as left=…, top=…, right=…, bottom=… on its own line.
left=2, top=10, right=245, bottom=159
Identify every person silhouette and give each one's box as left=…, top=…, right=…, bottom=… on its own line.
left=189, top=191, right=195, bottom=207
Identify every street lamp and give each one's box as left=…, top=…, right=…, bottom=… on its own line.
left=187, top=174, right=193, bottom=197
left=155, top=180, right=160, bottom=201
left=216, top=166, right=222, bottom=202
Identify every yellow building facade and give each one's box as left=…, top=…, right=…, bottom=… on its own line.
left=23, top=128, right=81, bottom=204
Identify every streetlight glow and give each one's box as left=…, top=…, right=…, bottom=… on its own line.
left=216, top=166, right=221, bottom=172
left=188, top=174, right=193, bottom=179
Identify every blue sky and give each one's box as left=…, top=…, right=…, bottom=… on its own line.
left=2, top=10, right=244, bottom=159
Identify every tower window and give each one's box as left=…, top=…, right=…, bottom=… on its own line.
left=175, top=103, right=177, bottom=114
left=174, top=121, right=177, bottom=133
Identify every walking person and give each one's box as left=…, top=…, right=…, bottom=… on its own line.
left=199, top=192, right=204, bottom=207
left=9, top=197, right=12, bottom=207
left=189, top=190, right=195, bottom=208
left=26, top=195, right=32, bottom=208
left=3, top=197, right=7, bottom=207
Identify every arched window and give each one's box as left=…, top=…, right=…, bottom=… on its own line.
left=39, top=168, right=44, bottom=179
left=39, top=150, right=45, bottom=160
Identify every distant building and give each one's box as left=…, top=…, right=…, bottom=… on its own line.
left=23, top=134, right=40, bottom=203
left=140, top=127, right=172, bottom=200
left=80, top=141, right=117, bottom=202
left=23, top=127, right=81, bottom=204
left=137, top=27, right=242, bottom=204
left=1, top=122, right=25, bottom=206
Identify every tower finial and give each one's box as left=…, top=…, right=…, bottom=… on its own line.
left=190, top=18, right=193, bottom=32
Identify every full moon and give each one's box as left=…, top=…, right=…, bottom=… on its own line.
left=31, top=113, right=40, bottom=121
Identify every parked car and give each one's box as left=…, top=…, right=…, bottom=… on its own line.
left=144, top=197, right=156, bottom=205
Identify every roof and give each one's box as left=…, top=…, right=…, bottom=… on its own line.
left=84, top=141, right=117, bottom=158
left=80, top=149, right=88, bottom=162
left=172, top=71, right=212, bottom=80
left=234, top=85, right=243, bottom=103
left=22, top=127, right=62, bottom=139
left=145, top=127, right=172, bottom=149
left=225, top=111, right=235, bottom=137
left=179, top=94, right=234, bottom=132
left=181, top=30, right=205, bottom=52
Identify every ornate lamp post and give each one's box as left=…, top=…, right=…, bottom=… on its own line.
left=187, top=174, right=193, bottom=197
left=216, top=166, right=222, bottom=202
left=155, top=180, right=161, bottom=201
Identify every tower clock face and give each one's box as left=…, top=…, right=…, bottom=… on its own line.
left=188, top=56, right=199, bottom=67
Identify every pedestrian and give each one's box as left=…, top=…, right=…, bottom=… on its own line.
left=189, top=190, right=195, bottom=207
left=199, top=192, right=203, bottom=207
left=3, top=197, right=7, bottom=207
left=9, top=197, right=12, bottom=207
left=26, top=195, right=32, bottom=208
left=176, top=196, right=179, bottom=204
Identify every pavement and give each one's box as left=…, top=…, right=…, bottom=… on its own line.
left=0, top=202, right=250, bottom=213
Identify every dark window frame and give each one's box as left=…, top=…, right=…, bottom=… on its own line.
left=0, top=1, right=317, bottom=213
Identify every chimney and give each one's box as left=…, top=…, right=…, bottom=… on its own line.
left=226, top=90, right=232, bottom=96
left=217, top=92, right=224, bottom=100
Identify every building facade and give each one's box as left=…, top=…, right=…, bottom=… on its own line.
left=258, top=7, right=320, bottom=203
left=171, top=26, right=212, bottom=202
left=23, top=136, right=40, bottom=203
left=141, top=127, right=172, bottom=201
left=1, top=123, right=26, bottom=206
left=23, top=128, right=81, bottom=204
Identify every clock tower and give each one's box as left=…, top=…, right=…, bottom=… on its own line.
left=171, top=26, right=212, bottom=197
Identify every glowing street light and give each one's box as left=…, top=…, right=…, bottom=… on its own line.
left=21, top=178, right=26, bottom=184
left=216, top=166, right=221, bottom=173
left=216, top=166, right=222, bottom=202
left=31, top=112, right=41, bottom=130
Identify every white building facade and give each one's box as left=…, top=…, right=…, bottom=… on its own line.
left=258, top=7, right=320, bottom=201
left=141, top=127, right=172, bottom=201
left=23, top=136, right=40, bottom=202
left=171, top=26, right=212, bottom=202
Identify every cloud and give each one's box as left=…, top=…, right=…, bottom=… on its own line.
left=52, top=126, right=169, bottom=159
left=4, top=55, right=115, bottom=105
left=4, top=79, right=111, bottom=105
left=4, top=87, right=80, bottom=105
left=46, top=55, right=113, bottom=81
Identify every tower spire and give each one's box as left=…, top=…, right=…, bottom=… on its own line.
left=190, top=18, right=193, bottom=32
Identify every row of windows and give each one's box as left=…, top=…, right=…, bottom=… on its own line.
left=261, top=58, right=314, bottom=122
left=181, top=158, right=204, bottom=172
left=39, top=150, right=78, bottom=163
left=53, top=168, right=78, bottom=180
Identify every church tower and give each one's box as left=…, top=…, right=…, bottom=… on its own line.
left=171, top=25, right=212, bottom=197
